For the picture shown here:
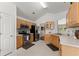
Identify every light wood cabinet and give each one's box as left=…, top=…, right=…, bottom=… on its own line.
left=60, top=44, right=79, bottom=56
left=44, top=34, right=60, bottom=48
left=51, top=35, right=60, bottom=48
left=16, top=35, right=23, bottom=49
left=17, top=19, right=21, bottom=28
left=66, top=3, right=73, bottom=27
left=67, top=2, right=79, bottom=28
left=29, top=33, right=34, bottom=43
left=44, top=34, right=51, bottom=44
left=17, top=19, right=33, bottom=29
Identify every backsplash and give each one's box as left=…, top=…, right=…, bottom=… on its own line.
left=66, top=27, right=79, bottom=36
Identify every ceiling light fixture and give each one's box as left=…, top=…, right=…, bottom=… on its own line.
left=40, top=2, right=47, bottom=8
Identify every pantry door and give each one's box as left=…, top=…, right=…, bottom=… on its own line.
left=0, top=13, right=13, bottom=56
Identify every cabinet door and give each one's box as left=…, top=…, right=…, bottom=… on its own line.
left=67, top=2, right=79, bottom=27
left=66, top=5, right=72, bottom=27
left=17, top=19, right=21, bottom=28
left=73, top=3, right=79, bottom=24
left=17, top=36, right=23, bottom=49
left=44, top=34, right=51, bottom=44
left=51, top=35, right=59, bottom=48
left=66, top=10, right=70, bottom=27
left=69, top=5, right=73, bottom=26
left=70, top=4, right=74, bottom=25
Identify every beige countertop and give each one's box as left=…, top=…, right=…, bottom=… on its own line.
left=17, top=34, right=23, bottom=36
left=59, top=35, right=79, bottom=48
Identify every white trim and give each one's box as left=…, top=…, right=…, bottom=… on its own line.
left=15, top=6, right=17, bottom=51
left=17, top=16, right=35, bottom=23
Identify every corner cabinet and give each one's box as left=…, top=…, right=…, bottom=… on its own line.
left=66, top=2, right=79, bottom=28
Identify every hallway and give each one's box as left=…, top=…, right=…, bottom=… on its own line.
left=9, top=40, right=59, bottom=56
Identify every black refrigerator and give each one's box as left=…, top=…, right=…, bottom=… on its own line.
left=30, top=25, right=35, bottom=41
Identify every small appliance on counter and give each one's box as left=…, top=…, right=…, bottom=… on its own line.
left=75, top=30, right=79, bottom=39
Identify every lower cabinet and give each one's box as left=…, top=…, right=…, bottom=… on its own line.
left=16, top=35, right=23, bottom=49
left=51, top=35, right=60, bottom=48
left=60, top=44, right=79, bottom=56
left=29, top=33, right=34, bottom=43
left=44, top=34, right=51, bottom=44
left=44, top=34, right=60, bottom=48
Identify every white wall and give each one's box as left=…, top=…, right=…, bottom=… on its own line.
left=35, top=10, right=70, bottom=35
left=53, top=11, right=67, bottom=20
left=58, top=18, right=66, bottom=25
left=35, top=13, right=58, bottom=35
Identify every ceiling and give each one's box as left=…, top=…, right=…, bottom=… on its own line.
left=13, top=2, right=70, bottom=21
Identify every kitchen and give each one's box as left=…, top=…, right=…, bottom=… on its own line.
left=0, top=2, right=79, bottom=56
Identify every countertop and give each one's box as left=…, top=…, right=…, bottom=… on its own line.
left=59, top=35, right=79, bottom=48
left=17, top=34, right=23, bottom=36
left=44, top=33, right=79, bottom=48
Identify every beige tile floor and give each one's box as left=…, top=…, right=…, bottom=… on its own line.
left=9, top=40, right=59, bottom=56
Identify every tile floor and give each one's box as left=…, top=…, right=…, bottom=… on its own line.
left=9, top=40, right=59, bottom=56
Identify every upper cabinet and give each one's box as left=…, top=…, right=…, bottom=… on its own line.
left=17, top=18, right=33, bottom=29
left=66, top=2, right=79, bottom=28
